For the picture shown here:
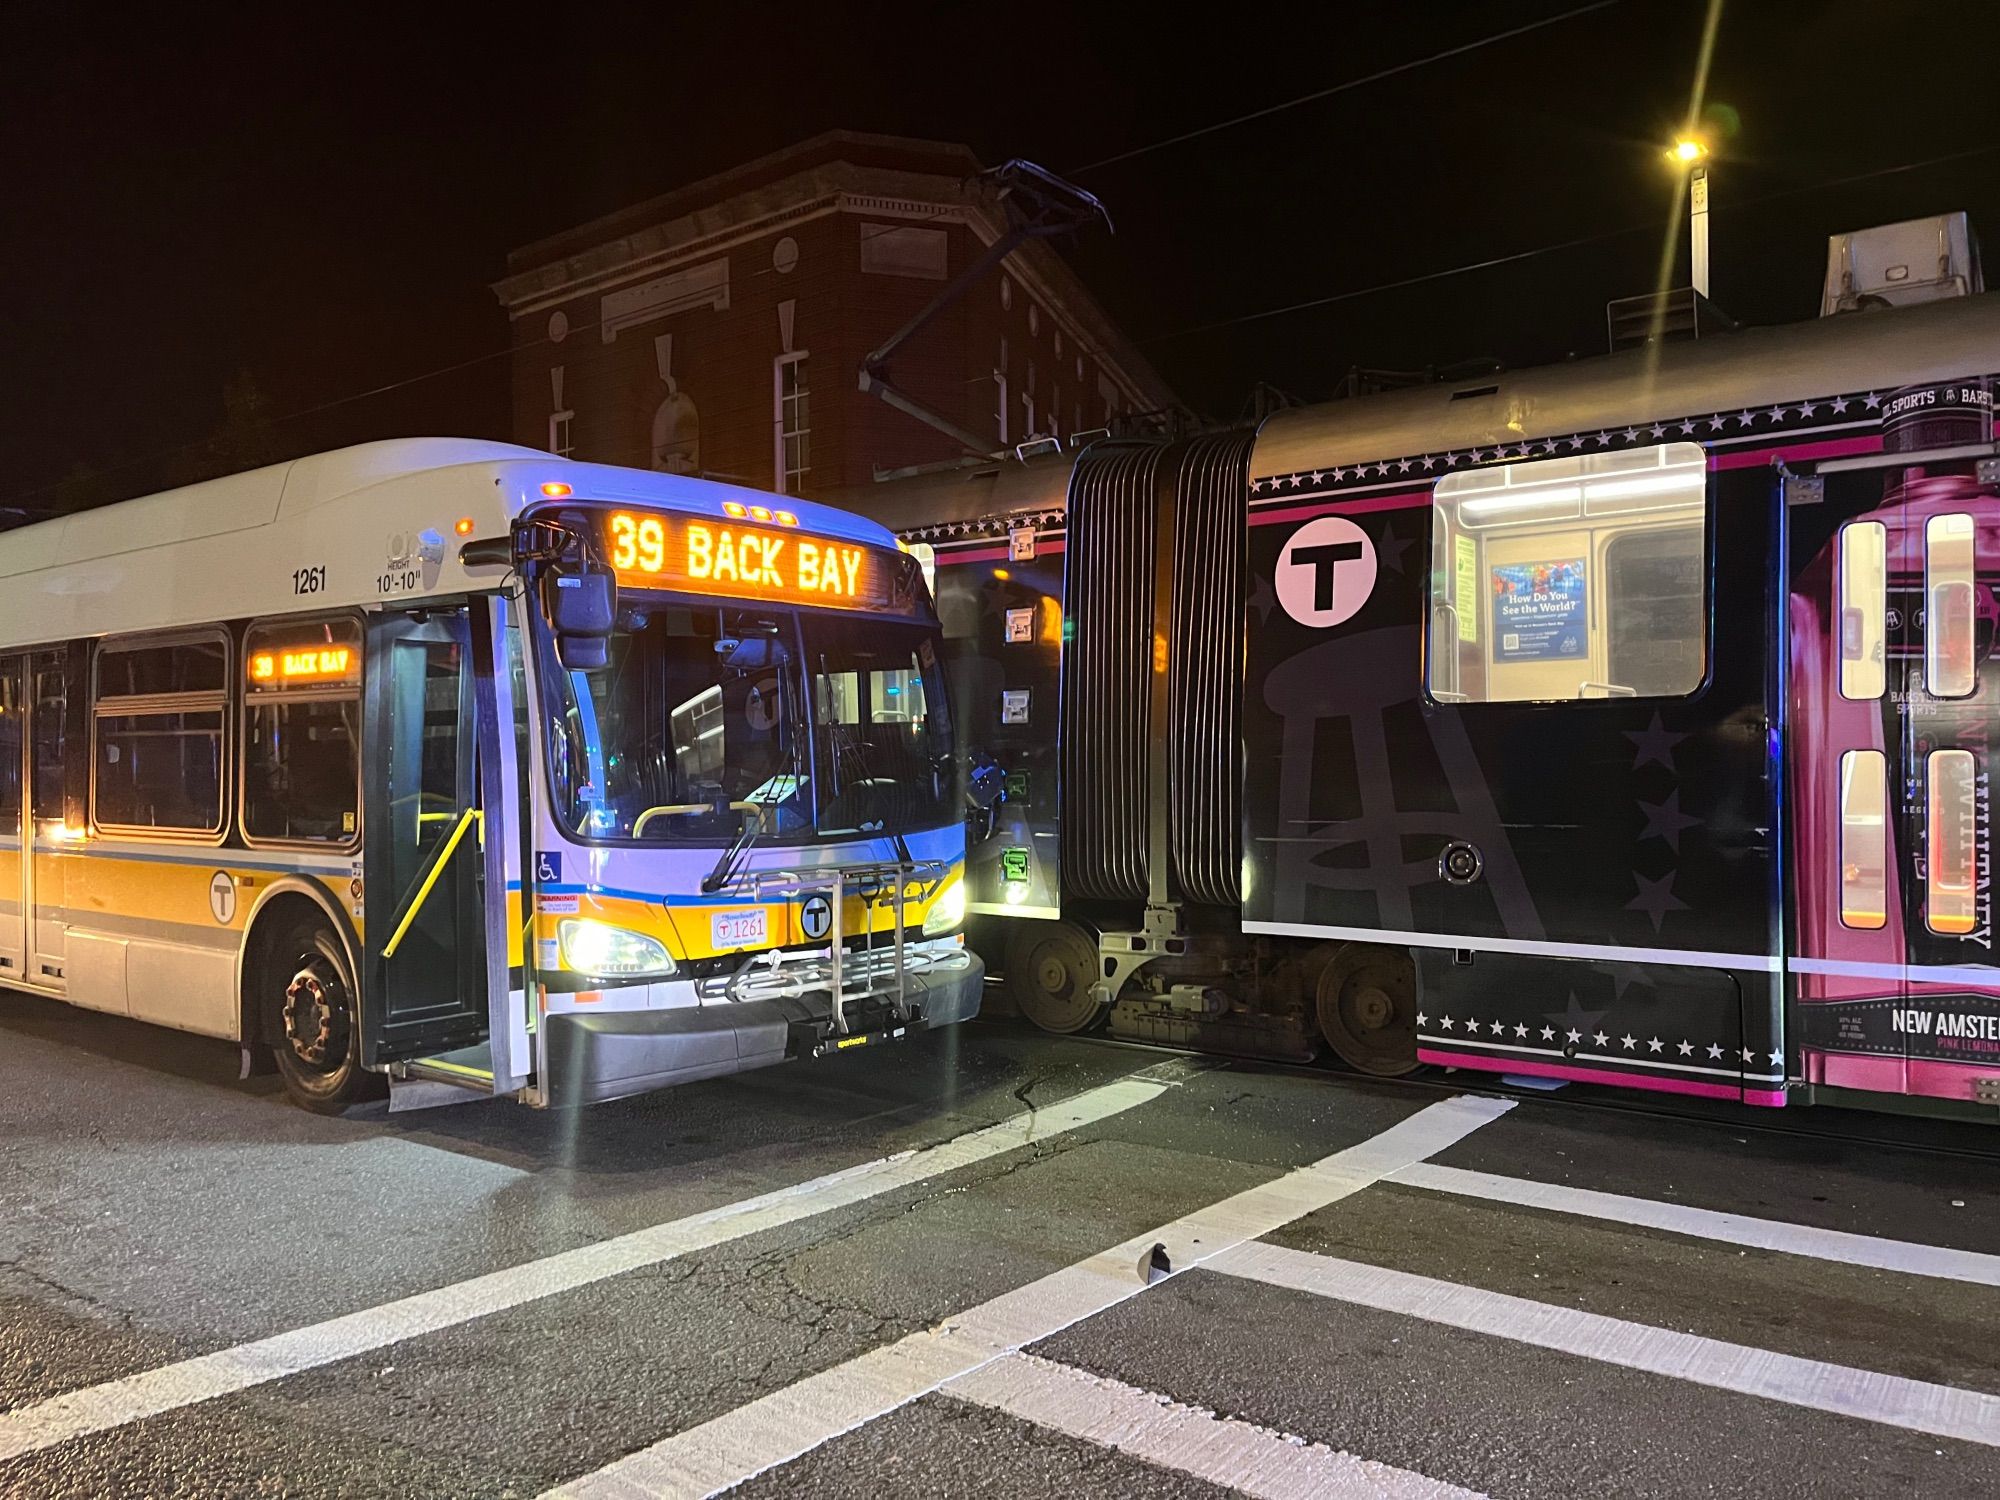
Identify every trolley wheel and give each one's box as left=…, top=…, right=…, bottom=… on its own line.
left=1004, top=920, right=1108, bottom=1035
left=265, top=913, right=377, bottom=1113
left=1314, top=944, right=1419, bottom=1076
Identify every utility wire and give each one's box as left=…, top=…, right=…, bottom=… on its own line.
left=1071, top=0, right=1628, bottom=174
left=1143, top=142, right=2000, bottom=345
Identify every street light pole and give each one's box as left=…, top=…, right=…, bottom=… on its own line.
left=1668, top=137, right=1712, bottom=301
left=1689, top=163, right=1710, bottom=300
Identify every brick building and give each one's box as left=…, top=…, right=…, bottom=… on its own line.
left=491, top=132, right=1178, bottom=498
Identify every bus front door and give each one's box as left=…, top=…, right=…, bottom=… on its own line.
left=362, top=608, right=490, bottom=1068
left=0, top=658, right=22, bottom=982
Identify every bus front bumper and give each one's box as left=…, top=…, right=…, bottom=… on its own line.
left=542, top=951, right=984, bottom=1107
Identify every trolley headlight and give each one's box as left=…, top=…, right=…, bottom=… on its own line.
left=557, top=918, right=677, bottom=978
left=922, top=877, right=966, bottom=937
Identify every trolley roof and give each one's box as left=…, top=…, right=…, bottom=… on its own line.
left=0, top=439, right=902, bottom=648
left=1249, top=289, right=2000, bottom=481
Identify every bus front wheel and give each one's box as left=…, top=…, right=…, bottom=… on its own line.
left=264, top=914, right=375, bottom=1113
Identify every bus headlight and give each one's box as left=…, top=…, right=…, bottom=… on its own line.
left=558, top=918, right=677, bottom=978
left=922, top=877, right=966, bottom=937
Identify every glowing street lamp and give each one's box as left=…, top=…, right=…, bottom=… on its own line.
left=1666, top=136, right=1712, bottom=299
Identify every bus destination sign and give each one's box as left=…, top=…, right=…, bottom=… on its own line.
left=248, top=644, right=359, bottom=688
left=602, top=510, right=901, bottom=611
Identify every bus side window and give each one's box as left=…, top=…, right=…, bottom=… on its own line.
left=1838, top=520, right=1887, bottom=700
left=1838, top=748, right=1888, bottom=931
left=0, top=660, right=20, bottom=826
left=1925, top=513, right=1977, bottom=699
left=1927, top=748, right=1977, bottom=935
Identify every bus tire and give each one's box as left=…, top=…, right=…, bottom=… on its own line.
left=263, top=911, right=377, bottom=1113
left=1004, top=920, right=1107, bottom=1035
left=1314, top=943, right=1419, bottom=1076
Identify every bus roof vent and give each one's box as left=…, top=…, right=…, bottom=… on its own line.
left=1822, top=212, right=1982, bottom=316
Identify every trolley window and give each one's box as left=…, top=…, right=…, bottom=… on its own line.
left=1428, top=442, right=1709, bottom=704
left=92, top=632, right=229, bottom=837
left=1927, top=748, right=1977, bottom=935
left=1838, top=520, right=1887, bottom=701
left=242, top=619, right=362, bottom=845
left=1838, top=748, right=1888, bottom=931
left=1925, top=513, right=1977, bottom=699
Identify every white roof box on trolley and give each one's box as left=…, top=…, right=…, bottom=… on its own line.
left=1822, top=211, right=1982, bottom=315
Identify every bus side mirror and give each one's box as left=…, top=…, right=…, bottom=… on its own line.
left=543, top=561, right=617, bottom=672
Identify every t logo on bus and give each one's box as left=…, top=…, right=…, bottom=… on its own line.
left=1276, top=516, right=1378, bottom=628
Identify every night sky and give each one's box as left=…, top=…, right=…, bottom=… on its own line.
left=10, top=1, right=1999, bottom=514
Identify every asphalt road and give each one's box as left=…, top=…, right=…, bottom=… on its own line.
left=1, top=988, right=1997, bottom=1498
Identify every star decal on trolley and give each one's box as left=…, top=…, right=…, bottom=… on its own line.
left=1637, top=791, right=1702, bottom=851
left=1620, top=1034, right=1637, bottom=1050
left=1625, top=713, right=1688, bottom=772
left=1647, top=1037, right=1664, bottom=1053
left=1592, top=1030, right=1610, bottom=1047
left=1707, top=1043, right=1725, bottom=1059
left=1542, top=1026, right=1557, bottom=1041
left=1677, top=1040, right=1694, bottom=1056
left=1626, top=870, right=1689, bottom=931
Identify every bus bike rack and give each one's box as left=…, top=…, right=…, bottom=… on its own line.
left=707, top=858, right=949, bottom=1040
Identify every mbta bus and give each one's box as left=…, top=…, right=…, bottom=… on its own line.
left=848, top=240, right=2000, bottom=1120
left=0, top=439, right=978, bottom=1112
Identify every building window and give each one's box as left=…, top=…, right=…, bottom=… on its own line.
left=92, top=632, right=229, bottom=836
left=774, top=351, right=810, bottom=494
left=548, top=409, right=574, bottom=458
left=1426, top=443, right=1709, bottom=704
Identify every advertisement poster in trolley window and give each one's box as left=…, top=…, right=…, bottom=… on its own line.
left=1787, top=380, right=2000, bottom=1102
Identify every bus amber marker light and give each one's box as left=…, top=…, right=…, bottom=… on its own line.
left=540, top=481, right=573, bottom=499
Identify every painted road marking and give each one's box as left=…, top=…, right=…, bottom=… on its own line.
left=0, top=1067, right=1189, bottom=1464
left=1213, top=1241, right=2000, bottom=1449
left=946, top=1352, right=1481, bottom=1500
left=1393, top=1161, right=2000, bottom=1287
left=542, top=1093, right=1515, bottom=1498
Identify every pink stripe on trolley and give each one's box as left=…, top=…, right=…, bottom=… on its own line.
left=1420, top=1049, right=1787, bottom=1107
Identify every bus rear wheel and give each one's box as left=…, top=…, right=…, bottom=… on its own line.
left=265, top=914, right=376, bottom=1113
left=1314, top=944, right=1419, bottom=1076
left=1005, top=921, right=1107, bottom=1035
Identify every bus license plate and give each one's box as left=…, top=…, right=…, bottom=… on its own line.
left=712, top=908, right=769, bottom=950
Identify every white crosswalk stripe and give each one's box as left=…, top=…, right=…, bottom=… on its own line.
left=1212, top=1239, right=2000, bottom=1448
left=1390, top=1161, right=2000, bottom=1286
left=0, top=1068, right=1185, bottom=1464
left=540, top=1094, right=1516, bottom=1498
left=946, top=1352, right=1482, bottom=1499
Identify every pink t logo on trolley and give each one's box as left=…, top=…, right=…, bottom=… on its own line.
left=1276, top=516, right=1378, bottom=628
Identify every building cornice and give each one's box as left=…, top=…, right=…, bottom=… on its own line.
left=494, top=161, right=1180, bottom=414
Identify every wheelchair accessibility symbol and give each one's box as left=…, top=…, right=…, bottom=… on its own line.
left=800, top=894, right=833, bottom=941
left=536, top=851, right=562, bottom=884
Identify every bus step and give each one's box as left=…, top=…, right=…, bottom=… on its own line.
left=393, top=1044, right=497, bottom=1110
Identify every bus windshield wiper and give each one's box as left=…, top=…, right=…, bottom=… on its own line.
left=701, top=720, right=803, bottom=894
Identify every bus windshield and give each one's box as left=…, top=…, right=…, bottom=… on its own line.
left=800, top=612, right=953, bottom=838
left=538, top=601, right=953, bottom=844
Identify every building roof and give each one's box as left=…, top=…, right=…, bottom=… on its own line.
left=492, top=131, right=1180, bottom=417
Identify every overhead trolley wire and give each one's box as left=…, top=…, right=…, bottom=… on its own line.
left=1142, top=141, right=2000, bottom=345
left=1070, top=0, right=1630, bottom=174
